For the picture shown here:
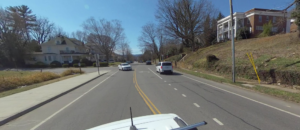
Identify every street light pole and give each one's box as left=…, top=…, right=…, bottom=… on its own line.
left=229, top=0, right=235, bottom=82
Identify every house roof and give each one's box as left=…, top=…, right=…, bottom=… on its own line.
left=245, top=8, right=283, bottom=14
left=41, top=36, right=84, bottom=46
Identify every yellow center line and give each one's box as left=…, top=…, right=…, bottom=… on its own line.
left=133, top=70, right=161, bottom=114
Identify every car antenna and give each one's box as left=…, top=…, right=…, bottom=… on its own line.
left=130, top=107, right=137, bottom=130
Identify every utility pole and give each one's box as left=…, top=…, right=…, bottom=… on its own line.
left=229, top=0, right=235, bottom=82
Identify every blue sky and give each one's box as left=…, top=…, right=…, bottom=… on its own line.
left=0, top=0, right=295, bottom=54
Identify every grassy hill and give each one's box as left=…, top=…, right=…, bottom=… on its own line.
left=170, top=32, right=300, bottom=86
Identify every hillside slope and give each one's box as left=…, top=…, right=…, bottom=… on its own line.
left=177, top=32, right=300, bottom=86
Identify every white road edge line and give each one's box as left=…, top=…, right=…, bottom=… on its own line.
left=30, top=71, right=119, bottom=130
left=168, top=84, right=171, bottom=86
left=174, top=88, right=177, bottom=90
left=182, top=75, right=300, bottom=118
left=148, top=68, right=162, bottom=79
left=193, top=103, right=200, bottom=107
left=213, top=118, right=224, bottom=126
left=182, top=94, right=186, bottom=97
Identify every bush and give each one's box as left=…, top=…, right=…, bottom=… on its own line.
left=100, top=62, right=109, bottom=67
left=0, top=72, right=60, bottom=92
left=237, top=27, right=251, bottom=40
left=25, top=64, right=34, bottom=68
left=80, top=63, right=86, bottom=67
left=62, top=64, right=69, bottom=68
left=34, top=62, right=47, bottom=68
left=72, top=60, right=80, bottom=65
left=80, top=58, right=92, bottom=66
left=73, top=64, right=79, bottom=67
left=259, top=21, right=273, bottom=37
left=50, top=61, right=61, bottom=67
left=50, top=64, right=57, bottom=68
left=93, top=63, right=97, bottom=67
left=61, top=69, right=85, bottom=77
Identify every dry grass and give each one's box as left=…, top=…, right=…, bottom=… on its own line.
left=0, top=69, right=85, bottom=93
left=60, top=69, right=85, bottom=77
left=181, top=33, right=300, bottom=71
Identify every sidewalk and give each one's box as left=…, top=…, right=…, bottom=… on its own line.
left=0, top=70, right=109, bottom=125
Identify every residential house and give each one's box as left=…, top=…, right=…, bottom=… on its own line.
left=217, top=8, right=291, bottom=42
left=26, top=36, right=88, bottom=65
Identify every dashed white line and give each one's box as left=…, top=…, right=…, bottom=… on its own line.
left=148, top=68, right=162, bottom=79
left=182, top=94, right=186, bottom=97
left=30, top=71, right=119, bottom=130
left=213, top=118, right=224, bottom=125
left=174, top=88, right=177, bottom=90
left=168, top=84, right=171, bottom=86
left=182, top=75, right=300, bottom=118
left=193, top=103, right=200, bottom=107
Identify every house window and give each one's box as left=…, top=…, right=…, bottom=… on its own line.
left=247, top=18, right=250, bottom=24
left=272, top=27, right=278, bottom=32
left=258, top=15, right=262, bottom=22
left=44, top=56, right=47, bottom=61
left=266, top=16, right=269, bottom=21
left=48, top=56, right=52, bottom=61
left=273, top=17, right=276, bottom=23
left=47, top=47, right=51, bottom=52
left=66, top=47, right=69, bottom=52
left=256, top=26, right=263, bottom=30
left=56, top=40, right=60, bottom=45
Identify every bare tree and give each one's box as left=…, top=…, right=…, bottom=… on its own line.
left=156, top=0, right=216, bottom=51
left=138, top=23, right=160, bottom=61
left=118, top=40, right=129, bottom=61
left=83, top=17, right=125, bottom=64
left=71, top=30, right=87, bottom=43
left=32, top=17, right=54, bottom=44
left=48, top=25, right=68, bottom=40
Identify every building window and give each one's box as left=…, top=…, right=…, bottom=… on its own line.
left=272, top=27, right=278, bottom=32
left=66, top=47, right=69, bottom=52
left=259, top=15, right=262, bottom=22
left=48, top=56, right=52, bottom=61
left=44, top=56, right=47, bottom=61
left=53, top=55, right=56, bottom=61
left=256, top=26, right=263, bottom=30
left=247, top=18, right=250, bottom=24
left=56, top=40, right=60, bottom=45
left=47, top=47, right=51, bottom=52
left=273, top=17, right=276, bottom=23
left=266, top=16, right=269, bottom=21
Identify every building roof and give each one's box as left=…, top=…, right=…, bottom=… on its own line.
left=245, top=8, right=283, bottom=14
left=41, top=36, right=84, bottom=46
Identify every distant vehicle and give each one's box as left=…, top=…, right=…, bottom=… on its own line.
left=126, top=61, right=131, bottom=64
left=156, top=61, right=173, bottom=74
left=118, top=63, right=132, bottom=71
left=146, top=60, right=151, bottom=65
left=87, top=113, right=207, bottom=130
left=130, top=61, right=133, bottom=63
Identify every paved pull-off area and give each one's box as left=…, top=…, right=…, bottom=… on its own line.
left=0, top=64, right=300, bottom=130
left=0, top=71, right=109, bottom=125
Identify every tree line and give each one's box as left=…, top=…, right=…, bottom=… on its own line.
left=0, top=5, right=133, bottom=68
left=138, top=0, right=224, bottom=62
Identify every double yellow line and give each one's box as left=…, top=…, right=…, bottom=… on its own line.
left=133, top=70, right=161, bottom=114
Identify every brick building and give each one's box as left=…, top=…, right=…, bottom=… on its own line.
left=217, top=8, right=291, bottom=42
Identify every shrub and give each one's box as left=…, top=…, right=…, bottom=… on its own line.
left=237, top=27, right=251, bottom=40
left=100, top=62, right=108, bottom=67
left=62, top=64, right=69, bottom=68
left=93, top=63, right=97, bottom=67
left=34, top=62, right=47, bottom=68
left=80, top=63, right=86, bottom=67
left=72, top=60, right=79, bottom=64
left=80, top=58, right=92, bottom=66
left=50, top=64, right=56, bottom=68
left=50, top=61, right=61, bottom=67
left=73, top=64, right=79, bottom=67
left=259, top=21, right=273, bottom=37
left=0, top=72, right=60, bottom=92
left=61, top=69, right=85, bottom=77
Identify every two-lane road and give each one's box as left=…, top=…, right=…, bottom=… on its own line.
left=1, top=63, right=300, bottom=130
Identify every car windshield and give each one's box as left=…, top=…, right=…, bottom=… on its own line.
left=162, top=63, right=172, bottom=66
left=121, top=63, right=129, bottom=66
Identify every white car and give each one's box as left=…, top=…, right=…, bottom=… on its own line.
left=156, top=61, right=173, bottom=74
left=118, top=63, right=132, bottom=71
left=87, top=113, right=207, bottom=130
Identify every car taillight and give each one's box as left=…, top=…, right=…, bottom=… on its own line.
left=161, top=66, right=162, bottom=69
left=172, top=66, right=173, bottom=68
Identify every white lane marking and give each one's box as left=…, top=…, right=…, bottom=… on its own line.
left=174, top=88, right=177, bottom=90
left=213, top=118, right=224, bottom=126
left=148, top=68, right=162, bottom=79
left=168, top=84, right=171, bottom=86
left=30, top=71, right=119, bottom=130
left=182, top=75, right=300, bottom=118
left=193, top=103, right=200, bottom=107
left=182, top=94, right=186, bottom=97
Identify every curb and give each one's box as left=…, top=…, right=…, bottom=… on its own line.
left=0, top=72, right=108, bottom=126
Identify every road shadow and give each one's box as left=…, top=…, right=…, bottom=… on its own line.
left=285, top=61, right=300, bottom=67
left=160, top=72, right=182, bottom=76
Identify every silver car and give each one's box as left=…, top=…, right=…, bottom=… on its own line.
left=118, top=63, right=132, bottom=71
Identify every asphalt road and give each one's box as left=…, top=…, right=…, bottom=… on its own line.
left=1, top=63, right=300, bottom=130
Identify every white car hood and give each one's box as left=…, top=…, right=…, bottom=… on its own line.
left=87, top=114, right=181, bottom=130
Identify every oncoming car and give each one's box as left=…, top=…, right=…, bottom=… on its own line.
left=118, top=63, right=132, bottom=71
left=156, top=61, right=173, bottom=74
